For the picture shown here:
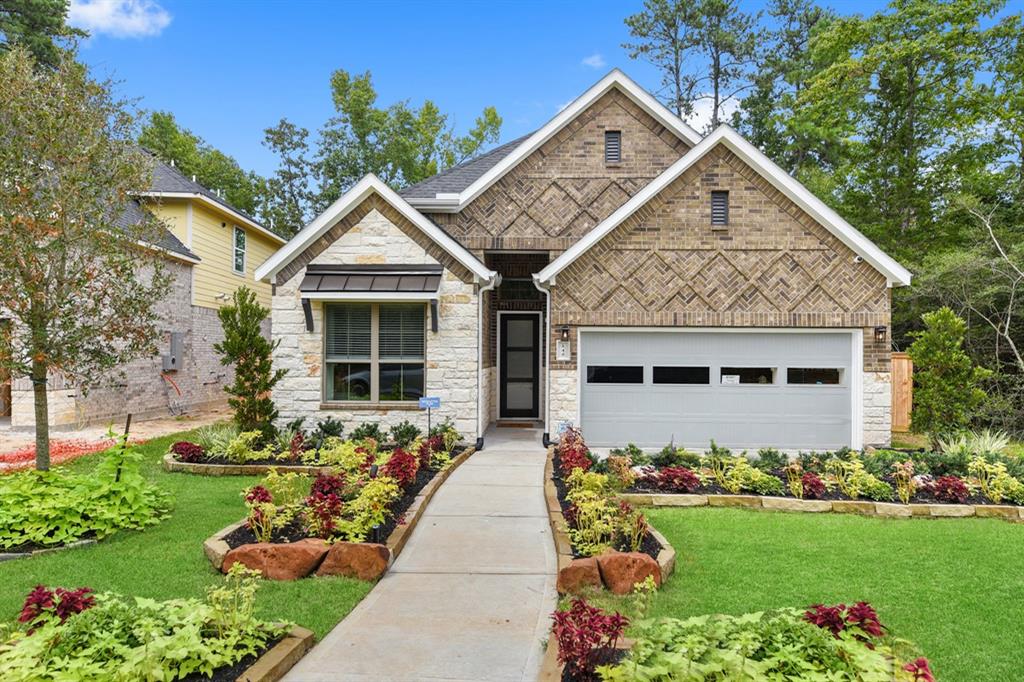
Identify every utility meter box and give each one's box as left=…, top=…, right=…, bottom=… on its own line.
left=162, top=332, right=184, bottom=372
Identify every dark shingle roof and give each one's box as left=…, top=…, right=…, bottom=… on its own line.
left=147, top=155, right=270, bottom=232
left=399, top=134, right=533, bottom=200
left=116, top=198, right=199, bottom=261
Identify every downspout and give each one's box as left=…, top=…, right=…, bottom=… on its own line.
left=532, top=274, right=553, bottom=447
left=475, top=272, right=501, bottom=451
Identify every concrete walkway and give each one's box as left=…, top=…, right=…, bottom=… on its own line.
left=284, top=427, right=557, bottom=682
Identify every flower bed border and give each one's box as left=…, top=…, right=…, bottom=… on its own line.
left=202, top=445, right=477, bottom=575
left=164, top=452, right=342, bottom=477
left=240, top=625, right=315, bottom=682
left=618, top=492, right=1024, bottom=522
left=544, top=446, right=676, bottom=589
left=0, top=538, right=97, bottom=563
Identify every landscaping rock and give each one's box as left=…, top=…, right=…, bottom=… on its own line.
left=929, top=504, right=974, bottom=518
left=650, top=493, right=708, bottom=507
left=831, top=500, right=876, bottom=515
left=596, top=551, right=662, bottom=595
left=316, top=541, right=390, bottom=580
left=761, top=497, right=831, bottom=513
left=707, top=494, right=761, bottom=508
left=557, top=557, right=602, bottom=595
left=874, top=502, right=912, bottom=518
left=974, top=505, right=1020, bottom=520
left=223, top=539, right=329, bottom=580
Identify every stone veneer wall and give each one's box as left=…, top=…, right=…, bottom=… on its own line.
left=546, top=145, right=894, bottom=447
left=9, top=259, right=256, bottom=429
left=271, top=205, right=480, bottom=440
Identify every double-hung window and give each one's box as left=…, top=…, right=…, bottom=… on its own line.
left=232, top=226, right=246, bottom=274
left=325, top=303, right=425, bottom=403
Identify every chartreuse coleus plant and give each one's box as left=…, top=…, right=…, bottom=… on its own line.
left=0, top=564, right=290, bottom=681
left=598, top=605, right=934, bottom=682
left=0, top=433, right=171, bottom=550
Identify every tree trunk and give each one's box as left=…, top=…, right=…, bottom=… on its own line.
left=32, top=357, right=50, bottom=471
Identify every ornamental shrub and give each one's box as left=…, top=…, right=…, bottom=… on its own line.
left=801, top=471, right=826, bottom=499
left=930, top=475, right=969, bottom=504
left=382, top=448, right=419, bottom=488
left=655, top=466, right=700, bottom=493
left=389, top=420, right=421, bottom=447
left=350, top=422, right=386, bottom=442
left=170, top=441, right=205, bottom=463
left=551, top=599, right=628, bottom=677
left=908, top=307, right=992, bottom=448
left=559, top=427, right=592, bottom=476
left=338, top=476, right=402, bottom=542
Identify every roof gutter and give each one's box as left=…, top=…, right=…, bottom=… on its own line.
left=476, top=272, right=502, bottom=451
left=533, top=273, right=554, bottom=448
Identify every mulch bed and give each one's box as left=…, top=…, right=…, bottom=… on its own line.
left=1, top=533, right=97, bottom=555
left=224, top=460, right=449, bottom=550
left=179, top=637, right=282, bottom=682
left=560, top=648, right=628, bottom=681
left=551, top=450, right=664, bottom=561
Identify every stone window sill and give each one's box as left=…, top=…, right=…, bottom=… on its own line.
left=319, top=401, right=421, bottom=411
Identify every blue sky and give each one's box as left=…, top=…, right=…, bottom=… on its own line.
left=72, top=0, right=900, bottom=177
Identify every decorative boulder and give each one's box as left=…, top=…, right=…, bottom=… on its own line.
left=316, top=541, right=390, bottom=580
left=557, top=557, right=602, bottom=595
left=222, top=539, right=329, bottom=580
left=596, top=552, right=662, bottom=595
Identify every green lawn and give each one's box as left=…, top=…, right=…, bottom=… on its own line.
left=646, top=507, right=1024, bottom=682
left=0, top=428, right=371, bottom=638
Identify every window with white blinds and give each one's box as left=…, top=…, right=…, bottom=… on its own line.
left=378, top=304, right=424, bottom=360
left=324, top=302, right=425, bottom=402
left=325, top=304, right=371, bottom=359
left=711, top=190, right=729, bottom=226
left=604, top=130, right=622, bottom=164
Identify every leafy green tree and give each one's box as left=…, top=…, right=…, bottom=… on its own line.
left=255, top=118, right=314, bottom=237
left=0, top=47, right=171, bottom=470
left=624, top=0, right=758, bottom=130
left=315, top=69, right=502, bottom=208
left=214, top=287, right=286, bottom=439
left=139, top=111, right=263, bottom=216
left=907, top=307, right=992, bottom=447
left=0, top=0, right=83, bottom=68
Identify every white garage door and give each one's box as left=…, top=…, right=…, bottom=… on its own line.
left=579, top=330, right=856, bottom=450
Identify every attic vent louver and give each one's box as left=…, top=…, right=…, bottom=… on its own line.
left=711, top=190, right=729, bottom=227
left=604, top=130, right=621, bottom=164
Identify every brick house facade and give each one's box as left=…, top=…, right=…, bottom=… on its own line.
left=259, top=70, right=910, bottom=450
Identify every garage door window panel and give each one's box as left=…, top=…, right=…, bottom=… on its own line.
left=653, top=366, right=710, bottom=384
left=587, top=365, right=644, bottom=384
left=720, top=366, right=776, bottom=385
left=325, top=303, right=425, bottom=403
left=787, top=367, right=843, bottom=385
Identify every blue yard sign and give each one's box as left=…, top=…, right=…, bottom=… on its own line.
left=419, top=396, right=441, bottom=409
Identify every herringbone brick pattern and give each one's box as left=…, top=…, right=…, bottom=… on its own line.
left=426, top=89, right=691, bottom=252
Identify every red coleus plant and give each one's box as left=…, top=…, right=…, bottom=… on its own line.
left=19, top=585, right=95, bottom=633
left=310, top=473, right=345, bottom=498
left=801, top=472, right=827, bottom=499
left=551, top=598, right=629, bottom=676
left=354, top=445, right=376, bottom=473
left=559, top=427, right=592, bottom=477
left=656, top=466, right=701, bottom=493
left=288, top=431, right=306, bottom=461
left=171, top=441, right=205, bottom=463
left=904, top=657, right=936, bottom=682
left=418, top=435, right=444, bottom=470
left=382, top=448, right=419, bottom=488
left=930, top=475, right=969, bottom=504
left=804, top=601, right=884, bottom=646
left=304, top=491, right=343, bottom=538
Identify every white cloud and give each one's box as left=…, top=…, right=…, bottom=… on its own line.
left=581, top=53, right=606, bottom=69
left=685, top=96, right=742, bottom=134
left=69, top=0, right=172, bottom=38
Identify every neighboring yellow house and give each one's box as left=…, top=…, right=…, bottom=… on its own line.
left=138, top=159, right=286, bottom=309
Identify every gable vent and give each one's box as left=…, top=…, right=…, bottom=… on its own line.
left=604, top=130, right=621, bottom=164
left=711, top=190, right=729, bottom=227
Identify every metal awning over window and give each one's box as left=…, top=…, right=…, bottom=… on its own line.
left=298, top=264, right=443, bottom=332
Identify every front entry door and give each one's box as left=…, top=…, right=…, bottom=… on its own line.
left=499, top=314, right=540, bottom=419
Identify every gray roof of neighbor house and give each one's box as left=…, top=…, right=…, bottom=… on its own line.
left=399, top=134, right=532, bottom=200
left=148, top=154, right=270, bottom=232
left=116, top=198, right=199, bottom=261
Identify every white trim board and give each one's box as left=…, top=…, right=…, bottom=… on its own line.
left=405, top=69, right=702, bottom=213
left=254, top=175, right=497, bottom=285
left=574, top=326, right=865, bottom=451
left=496, top=310, right=543, bottom=420
left=536, top=125, right=912, bottom=288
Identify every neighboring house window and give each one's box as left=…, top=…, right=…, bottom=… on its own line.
left=232, top=226, right=246, bottom=274
left=711, top=190, right=729, bottom=226
left=325, top=303, right=425, bottom=402
left=604, top=130, right=621, bottom=164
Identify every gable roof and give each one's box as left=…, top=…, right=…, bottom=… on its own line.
left=254, top=174, right=497, bottom=284
left=400, top=134, right=533, bottom=200
left=536, top=125, right=913, bottom=288
left=404, top=69, right=702, bottom=213
left=116, top=198, right=200, bottom=263
left=137, top=155, right=286, bottom=245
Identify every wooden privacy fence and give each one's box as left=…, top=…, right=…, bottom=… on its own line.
left=891, top=352, right=913, bottom=433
